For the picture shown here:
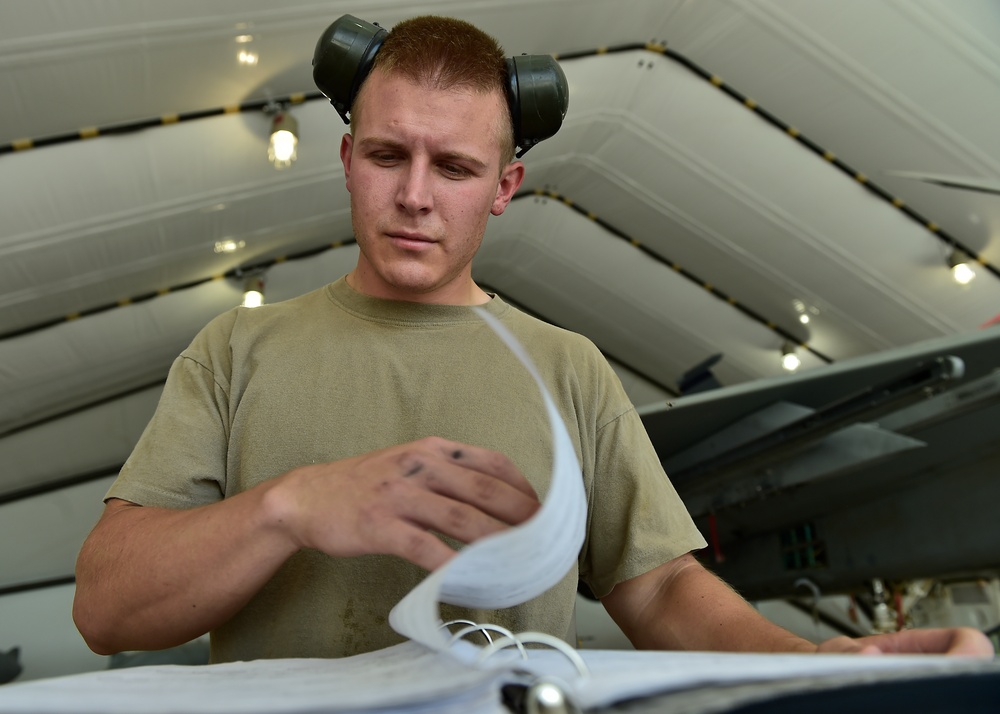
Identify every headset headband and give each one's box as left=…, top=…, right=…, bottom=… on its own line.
left=312, top=14, right=568, bottom=157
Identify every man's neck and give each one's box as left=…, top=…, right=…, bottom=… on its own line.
left=344, top=270, right=491, bottom=306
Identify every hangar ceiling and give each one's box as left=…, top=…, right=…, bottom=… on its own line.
left=1, top=0, right=999, bottom=613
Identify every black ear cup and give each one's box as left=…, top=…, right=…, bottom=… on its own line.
left=313, top=15, right=569, bottom=155
left=505, top=55, right=569, bottom=157
left=312, top=15, right=387, bottom=124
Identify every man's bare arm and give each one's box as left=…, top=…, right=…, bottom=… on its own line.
left=73, top=488, right=299, bottom=655
left=73, top=436, right=540, bottom=655
left=601, top=553, right=813, bottom=652
left=601, top=553, right=994, bottom=656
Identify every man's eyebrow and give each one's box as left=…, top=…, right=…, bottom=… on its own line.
left=358, top=137, right=406, bottom=153
left=358, top=137, right=489, bottom=172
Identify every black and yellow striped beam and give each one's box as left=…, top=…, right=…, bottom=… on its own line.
left=557, top=43, right=995, bottom=283
left=0, top=185, right=823, bottom=356
left=2, top=42, right=993, bottom=340
left=3, top=42, right=992, bottom=284
left=0, top=575, right=76, bottom=599
left=0, top=238, right=356, bottom=341
left=519, top=189, right=832, bottom=365
left=479, top=282, right=680, bottom=397
left=0, top=92, right=320, bottom=156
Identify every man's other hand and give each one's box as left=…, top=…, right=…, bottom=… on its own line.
left=817, top=627, right=995, bottom=657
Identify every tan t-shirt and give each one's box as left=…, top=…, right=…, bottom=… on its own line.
left=108, top=278, right=705, bottom=662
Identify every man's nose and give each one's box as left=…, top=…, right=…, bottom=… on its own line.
left=395, top=164, right=433, bottom=215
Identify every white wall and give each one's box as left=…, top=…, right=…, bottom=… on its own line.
left=0, top=584, right=108, bottom=682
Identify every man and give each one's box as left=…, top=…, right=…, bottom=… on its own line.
left=73, top=15, right=991, bottom=662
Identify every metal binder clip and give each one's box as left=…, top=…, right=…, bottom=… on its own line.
left=481, top=631, right=588, bottom=714
left=525, top=678, right=581, bottom=714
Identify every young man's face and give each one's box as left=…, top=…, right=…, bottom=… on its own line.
left=340, top=69, right=524, bottom=305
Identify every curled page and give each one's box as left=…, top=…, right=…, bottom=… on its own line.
left=388, top=308, right=587, bottom=652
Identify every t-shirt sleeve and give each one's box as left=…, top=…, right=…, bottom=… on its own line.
left=105, top=317, right=234, bottom=509
left=580, top=405, right=708, bottom=599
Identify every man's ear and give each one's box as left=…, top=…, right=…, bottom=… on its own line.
left=340, top=133, right=354, bottom=188
left=491, top=161, right=525, bottom=216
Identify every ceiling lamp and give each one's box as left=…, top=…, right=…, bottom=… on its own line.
left=781, top=341, right=801, bottom=372
left=235, top=33, right=258, bottom=65
left=242, top=275, right=265, bottom=308
left=792, top=298, right=816, bottom=325
left=267, top=109, right=298, bottom=169
left=948, top=248, right=976, bottom=285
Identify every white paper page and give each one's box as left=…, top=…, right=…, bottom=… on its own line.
left=0, top=641, right=506, bottom=714
left=388, top=309, right=587, bottom=652
left=518, top=646, right=1000, bottom=709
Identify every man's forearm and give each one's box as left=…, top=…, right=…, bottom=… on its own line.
left=648, top=556, right=815, bottom=652
left=603, top=554, right=816, bottom=653
left=73, top=479, right=300, bottom=655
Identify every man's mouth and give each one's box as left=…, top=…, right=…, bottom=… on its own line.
left=387, top=231, right=435, bottom=249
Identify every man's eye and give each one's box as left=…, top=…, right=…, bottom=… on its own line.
left=372, top=153, right=399, bottom=163
left=441, top=164, right=469, bottom=178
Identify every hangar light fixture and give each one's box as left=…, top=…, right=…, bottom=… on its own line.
left=781, top=341, right=801, bottom=372
left=266, top=107, right=298, bottom=170
left=242, top=275, right=265, bottom=308
left=235, top=33, right=258, bottom=66
left=948, top=248, right=976, bottom=285
left=238, top=49, right=259, bottom=66
left=792, top=299, right=814, bottom=325
left=214, top=239, right=245, bottom=254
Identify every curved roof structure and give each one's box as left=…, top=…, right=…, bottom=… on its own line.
left=1, top=0, right=998, bottom=680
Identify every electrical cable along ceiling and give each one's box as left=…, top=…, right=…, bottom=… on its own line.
left=1, top=0, right=1000, bottom=680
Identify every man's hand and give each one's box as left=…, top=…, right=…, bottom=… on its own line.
left=269, top=436, right=542, bottom=572
left=817, top=628, right=995, bottom=657
left=602, top=555, right=996, bottom=658
left=74, top=436, right=539, bottom=654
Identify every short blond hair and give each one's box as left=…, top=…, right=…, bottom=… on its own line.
left=351, top=16, right=516, bottom=167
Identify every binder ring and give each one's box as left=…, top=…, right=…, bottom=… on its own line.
left=478, top=631, right=590, bottom=679
left=440, top=619, right=495, bottom=645
left=448, top=624, right=529, bottom=658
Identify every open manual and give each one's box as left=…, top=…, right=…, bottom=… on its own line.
left=1, top=312, right=997, bottom=714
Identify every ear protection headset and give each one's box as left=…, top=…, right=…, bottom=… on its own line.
left=312, top=14, right=569, bottom=157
